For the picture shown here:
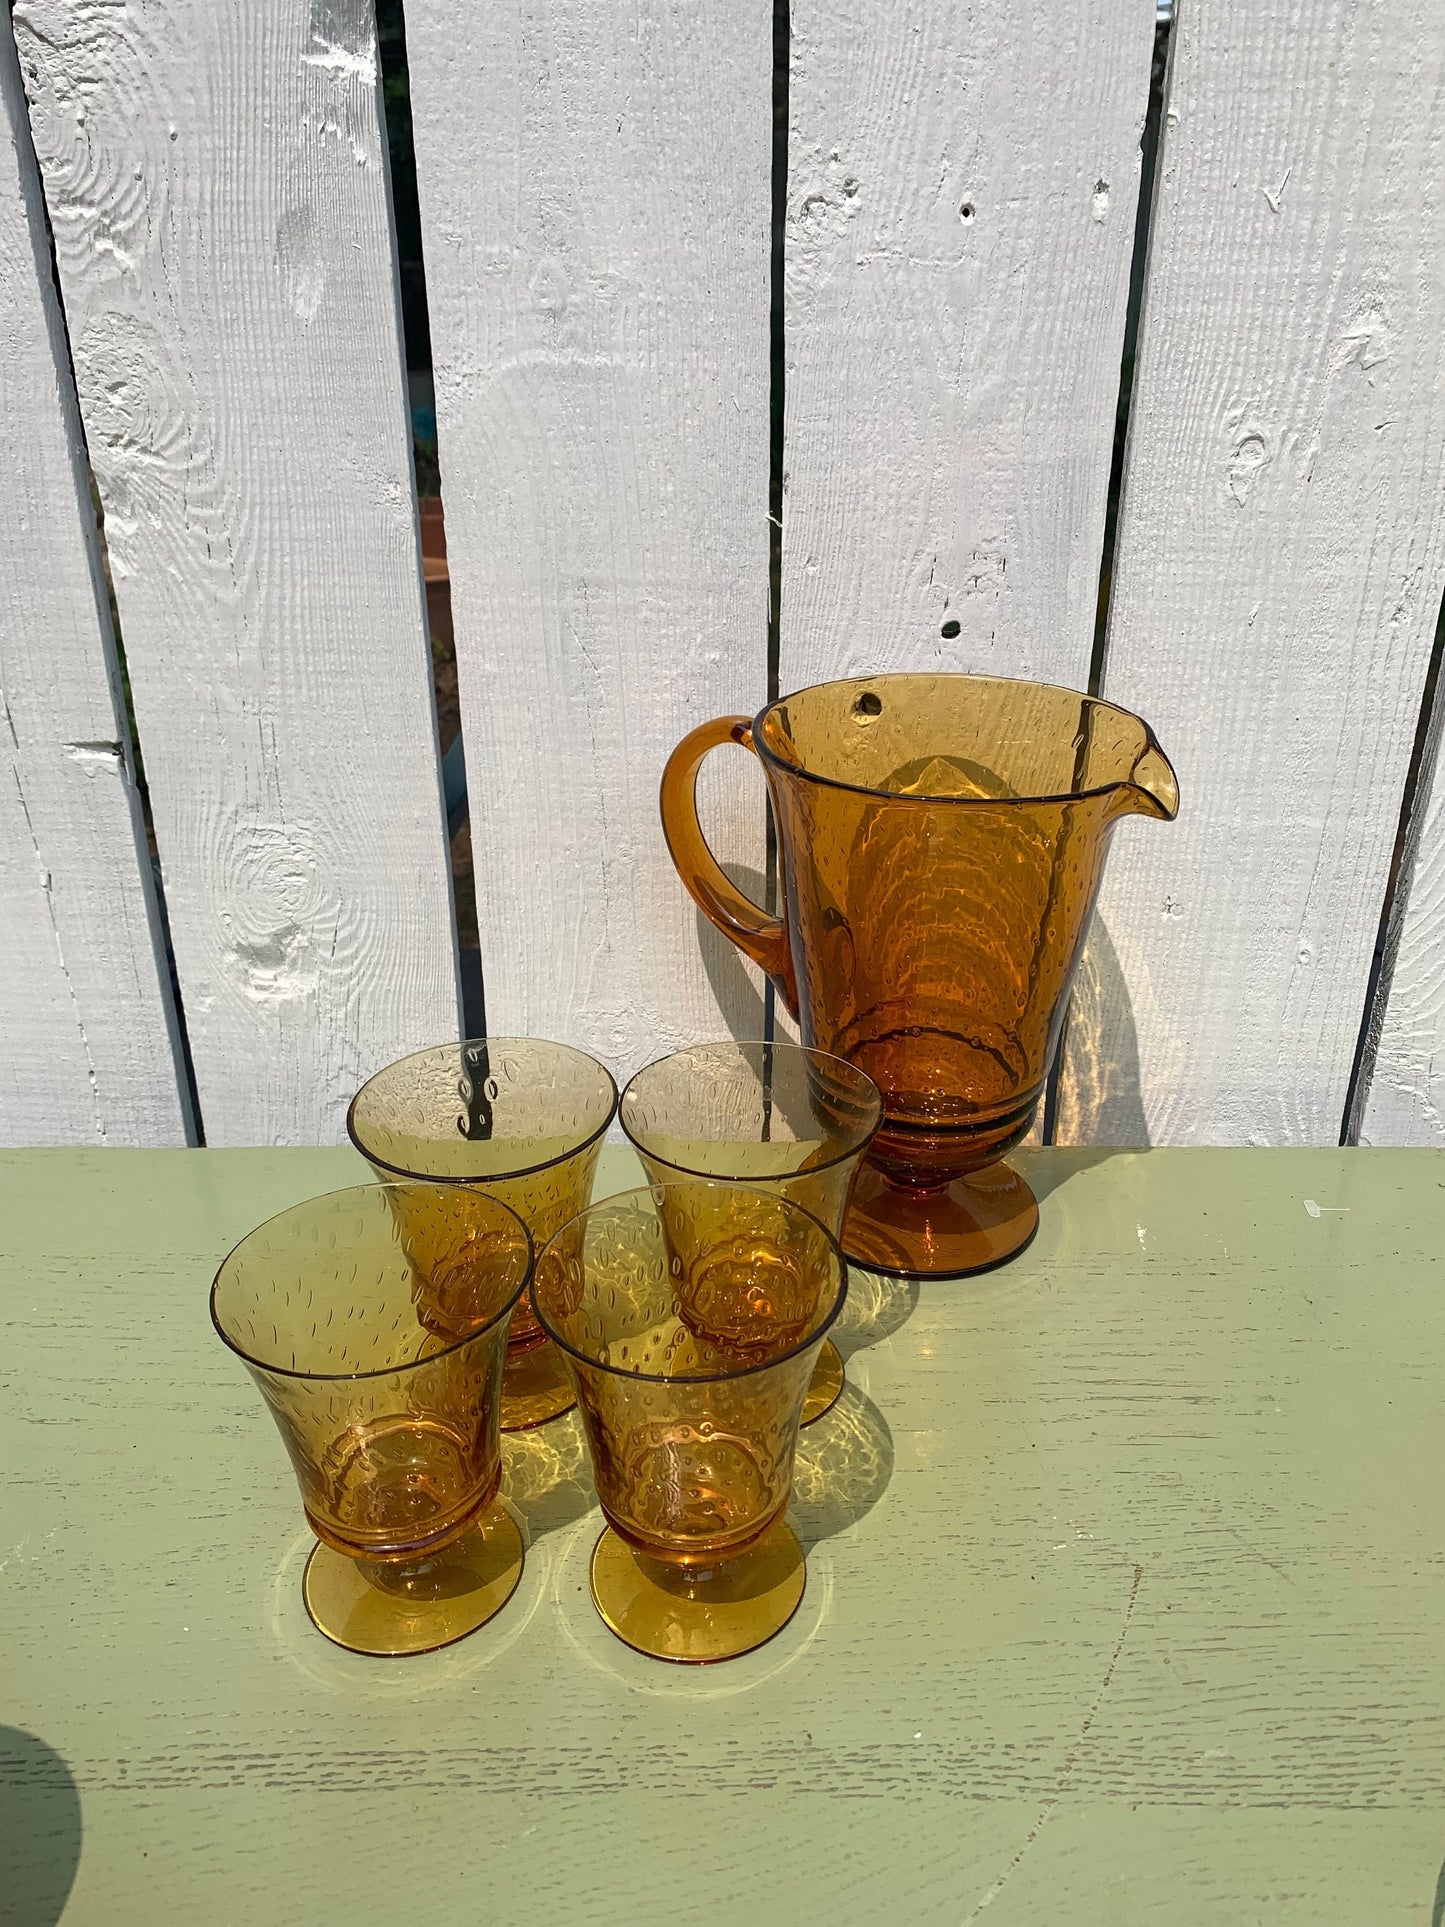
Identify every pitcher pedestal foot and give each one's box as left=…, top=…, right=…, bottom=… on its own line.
left=842, top=1160, right=1038, bottom=1279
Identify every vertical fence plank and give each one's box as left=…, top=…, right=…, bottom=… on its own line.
left=0, top=29, right=189, bottom=1146
left=780, top=0, right=1157, bottom=691
left=1058, top=0, right=1445, bottom=1146
left=405, top=0, right=773, bottom=1079
left=1359, top=685, right=1445, bottom=1146
left=12, top=0, right=458, bottom=1145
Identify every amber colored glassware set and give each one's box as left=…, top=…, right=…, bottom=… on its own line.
left=212, top=673, right=1177, bottom=1665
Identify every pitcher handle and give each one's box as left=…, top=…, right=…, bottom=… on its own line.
left=659, top=716, right=798, bottom=1013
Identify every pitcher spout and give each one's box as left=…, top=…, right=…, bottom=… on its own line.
left=1120, top=734, right=1179, bottom=821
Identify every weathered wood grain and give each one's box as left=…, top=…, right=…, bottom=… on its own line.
left=1359, top=681, right=1445, bottom=1145
left=404, top=0, right=773, bottom=1079
left=0, top=29, right=189, bottom=1146
left=1058, top=0, right=1445, bottom=1145
left=2, top=1144, right=1442, bottom=1925
left=11, top=0, right=460, bottom=1145
left=780, top=0, right=1156, bottom=691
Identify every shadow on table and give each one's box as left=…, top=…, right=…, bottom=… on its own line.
left=833, top=1265, right=919, bottom=1362
left=790, top=1382, right=893, bottom=1553
left=1021, top=1145, right=1139, bottom=1204
left=0, top=1727, right=82, bottom=1927
left=503, top=1412, right=596, bottom=1546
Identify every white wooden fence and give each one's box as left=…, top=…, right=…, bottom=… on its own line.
left=2, top=0, right=1442, bottom=1150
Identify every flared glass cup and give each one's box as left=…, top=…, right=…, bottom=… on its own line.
left=348, top=1037, right=617, bottom=1428
left=211, top=1183, right=532, bottom=1656
left=620, top=1040, right=881, bottom=1422
left=532, top=1181, right=846, bottom=1663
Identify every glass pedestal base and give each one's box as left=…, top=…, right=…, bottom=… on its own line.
left=842, top=1159, right=1039, bottom=1279
left=302, top=1501, right=523, bottom=1656
left=589, top=1519, right=806, bottom=1664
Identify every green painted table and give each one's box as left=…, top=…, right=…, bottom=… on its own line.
left=2, top=1146, right=1443, bottom=1926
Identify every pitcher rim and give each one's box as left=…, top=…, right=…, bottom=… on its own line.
left=750, top=670, right=1165, bottom=809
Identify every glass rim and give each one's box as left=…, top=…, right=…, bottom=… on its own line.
left=210, top=1182, right=534, bottom=1383
left=750, top=670, right=1160, bottom=809
left=618, top=1038, right=883, bottom=1181
left=530, top=1180, right=849, bottom=1386
left=345, top=1035, right=620, bottom=1186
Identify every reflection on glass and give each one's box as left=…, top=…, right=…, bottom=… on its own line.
left=211, top=1183, right=532, bottom=1656
left=533, top=1182, right=846, bottom=1663
left=620, top=1039, right=881, bottom=1422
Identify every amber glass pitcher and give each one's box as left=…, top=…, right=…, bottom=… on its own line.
left=661, top=674, right=1178, bottom=1278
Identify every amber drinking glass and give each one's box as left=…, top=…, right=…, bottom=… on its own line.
left=211, top=1183, right=532, bottom=1656
left=661, top=673, right=1179, bottom=1278
left=619, top=1040, right=881, bottom=1424
left=532, top=1182, right=847, bottom=1663
left=347, top=1038, right=618, bottom=1430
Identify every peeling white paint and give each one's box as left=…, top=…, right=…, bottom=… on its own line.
left=301, top=37, right=378, bottom=85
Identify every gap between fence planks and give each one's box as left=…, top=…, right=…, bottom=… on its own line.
left=1058, top=0, right=1445, bottom=1147
left=1359, top=676, right=1445, bottom=1147
left=0, top=29, right=190, bottom=1147
left=12, top=0, right=459, bottom=1146
left=405, top=0, right=774, bottom=1082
